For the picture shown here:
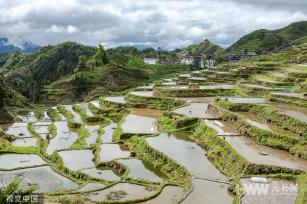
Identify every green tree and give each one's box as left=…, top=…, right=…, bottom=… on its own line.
left=94, top=44, right=108, bottom=66
left=127, top=58, right=145, bottom=69
left=77, top=55, right=87, bottom=71
left=215, top=51, right=225, bottom=64
left=129, top=47, right=138, bottom=57
left=58, top=60, right=67, bottom=72
left=73, top=73, right=94, bottom=95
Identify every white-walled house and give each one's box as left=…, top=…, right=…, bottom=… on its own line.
left=143, top=58, right=159, bottom=64
left=205, top=59, right=216, bottom=68
left=180, top=56, right=193, bottom=65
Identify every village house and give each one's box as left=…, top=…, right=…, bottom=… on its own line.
left=205, top=59, right=216, bottom=68
left=225, top=50, right=257, bottom=62
left=241, top=50, right=257, bottom=58
left=143, top=57, right=159, bottom=64
left=180, top=55, right=205, bottom=68
left=180, top=56, right=194, bottom=65
left=225, top=54, right=241, bottom=62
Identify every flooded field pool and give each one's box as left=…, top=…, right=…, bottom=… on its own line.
left=142, top=185, right=184, bottom=204
left=204, top=120, right=240, bottom=136
left=238, top=112, right=298, bottom=138
left=64, top=105, right=82, bottom=123
left=85, top=124, right=100, bottom=146
left=190, top=77, right=207, bottom=81
left=43, top=111, right=52, bottom=121
left=129, top=108, right=161, bottom=118
left=121, top=114, right=158, bottom=134
left=272, top=91, right=306, bottom=99
left=179, top=74, right=191, bottom=78
left=225, top=136, right=307, bottom=171
left=130, top=91, right=154, bottom=97
left=161, top=81, right=176, bottom=86
left=0, top=166, right=78, bottom=193
left=90, top=100, right=100, bottom=108
left=101, top=123, right=117, bottom=143
left=182, top=179, right=232, bottom=204
left=19, top=112, right=36, bottom=122
left=220, top=97, right=266, bottom=104
left=35, top=121, right=52, bottom=126
left=58, top=150, right=95, bottom=171
left=160, top=85, right=188, bottom=90
left=278, top=110, right=307, bottom=123
left=199, top=84, right=234, bottom=89
left=161, top=84, right=234, bottom=90
left=241, top=84, right=273, bottom=90
left=267, top=103, right=307, bottom=123
left=46, top=121, right=78, bottom=155
left=88, top=183, right=156, bottom=202
left=117, top=159, right=163, bottom=182
left=0, top=154, right=46, bottom=170
left=12, top=137, right=37, bottom=147
left=34, top=122, right=51, bottom=134
left=5, top=123, right=31, bottom=138
left=138, top=85, right=154, bottom=90
left=104, top=96, right=126, bottom=104
left=173, top=103, right=215, bottom=119
left=99, top=144, right=131, bottom=163
left=81, top=168, right=120, bottom=181
left=77, top=103, right=94, bottom=117
left=180, top=97, right=214, bottom=103
left=146, top=133, right=225, bottom=180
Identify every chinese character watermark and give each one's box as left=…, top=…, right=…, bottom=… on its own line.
left=5, top=194, right=44, bottom=204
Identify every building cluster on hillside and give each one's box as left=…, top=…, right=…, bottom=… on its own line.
left=143, top=55, right=216, bottom=68
left=225, top=50, right=258, bottom=62
left=264, top=43, right=296, bottom=54
left=226, top=43, right=296, bottom=62
left=143, top=57, right=159, bottom=65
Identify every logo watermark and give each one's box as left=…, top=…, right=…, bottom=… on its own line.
left=5, top=194, right=44, bottom=204
left=239, top=182, right=298, bottom=196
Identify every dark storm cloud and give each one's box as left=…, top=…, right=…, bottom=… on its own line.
left=0, top=0, right=306, bottom=49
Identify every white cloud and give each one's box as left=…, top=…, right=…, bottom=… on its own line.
left=0, top=0, right=306, bottom=49
left=67, top=25, right=79, bottom=34
left=48, top=25, right=65, bottom=33
left=47, top=25, right=79, bottom=33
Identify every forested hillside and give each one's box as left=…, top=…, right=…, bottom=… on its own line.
left=0, top=42, right=188, bottom=104
left=0, top=42, right=96, bottom=101
left=227, top=21, right=307, bottom=53
left=0, top=73, right=28, bottom=123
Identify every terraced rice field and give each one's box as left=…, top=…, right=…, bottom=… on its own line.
left=1, top=64, right=306, bottom=204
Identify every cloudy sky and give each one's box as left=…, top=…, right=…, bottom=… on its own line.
left=0, top=0, right=306, bottom=49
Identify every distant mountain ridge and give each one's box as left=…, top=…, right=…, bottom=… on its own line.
left=0, top=37, right=41, bottom=53
left=226, top=21, right=307, bottom=54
